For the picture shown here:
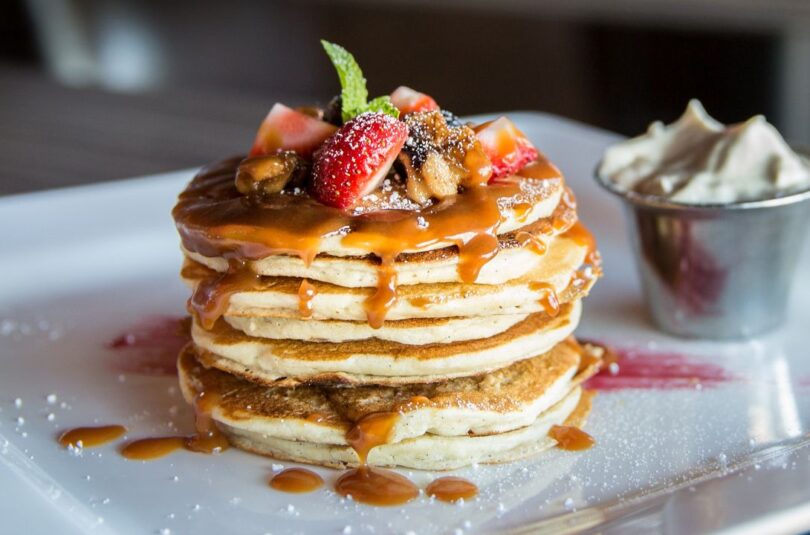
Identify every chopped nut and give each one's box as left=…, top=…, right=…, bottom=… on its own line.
left=400, top=110, right=493, bottom=202
left=235, top=152, right=305, bottom=197
left=421, top=152, right=463, bottom=199
left=399, top=153, right=431, bottom=204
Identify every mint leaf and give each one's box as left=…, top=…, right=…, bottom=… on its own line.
left=366, top=96, right=400, bottom=119
left=321, top=40, right=401, bottom=122
left=321, top=40, right=367, bottom=122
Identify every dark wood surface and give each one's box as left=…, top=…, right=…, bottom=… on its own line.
left=0, top=66, right=315, bottom=196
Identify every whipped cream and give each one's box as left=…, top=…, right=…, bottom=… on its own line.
left=598, top=99, right=810, bottom=204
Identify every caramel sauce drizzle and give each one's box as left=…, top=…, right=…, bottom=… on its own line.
left=120, top=391, right=230, bottom=461
left=121, top=436, right=185, bottom=460
left=58, top=425, right=126, bottom=449
left=548, top=425, right=595, bottom=451
left=297, top=279, right=317, bottom=319
left=408, top=296, right=433, bottom=309
left=335, top=412, right=419, bottom=506
left=527, top=281, right=561, bottom=317
left=189, top=259, right=263, bottom=329
left=270, top=468, right=324, bottom=494
left=426, top=476, right=479, bottom=503
left=516, top=230, right=547, bottom=256
left=174, top=157, right=564, bottom=330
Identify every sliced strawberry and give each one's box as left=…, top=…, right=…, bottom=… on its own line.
left=474, top=117, right=539, bottom=180
left=390, top=86, right=439, bottom=115
left=249, top=103, right=337, bottom=158
left=312, top=113, right=408, bottom=209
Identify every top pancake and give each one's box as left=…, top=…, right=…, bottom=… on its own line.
left=173, top=156, right=566, bottom=260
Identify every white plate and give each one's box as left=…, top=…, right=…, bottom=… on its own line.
left=2, top=113, right=810, bottom=535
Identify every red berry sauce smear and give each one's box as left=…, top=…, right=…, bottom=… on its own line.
left=583, top=341, right=737, bottom=391
left=107, top=315, right=190, bottom=376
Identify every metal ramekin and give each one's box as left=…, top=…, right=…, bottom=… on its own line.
left=595, top=167, right=810, bottom=339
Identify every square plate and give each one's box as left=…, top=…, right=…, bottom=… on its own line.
left=2, top=113, right=810, bottom=535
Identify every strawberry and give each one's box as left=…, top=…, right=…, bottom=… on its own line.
left=312, top=113, right=408, bottom=209
left=249, top=103, right=337, bottom=158
left=390, top=86, right=439, bottom=115
left=474, top=117, right=539, bottom=180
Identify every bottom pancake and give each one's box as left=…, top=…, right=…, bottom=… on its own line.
left=178, top=341, right=600, bottom=470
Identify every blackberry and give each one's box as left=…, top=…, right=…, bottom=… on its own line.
left=323, top=95, right=343, bottom=126
left=440, top=110, right=463, bottom=128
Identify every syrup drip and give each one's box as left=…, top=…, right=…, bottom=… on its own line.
left=118, top=390, right=230, bottom=461
left=58, top=425, right=126, bottom=449
left=270, top=468, right=324, bottom=494
left=121, top=436, right=185, bottom=460
left=335, top=412, right=419, bottom=506
left=364, top=261, right=397, bottom=329
left=516, top=230, right=547, bottom=256
left=345, top=412, right=399, bottom=464
left=174, top=158, right=563, bottom=329
left=408, top=297, right=433, bottom=309
left=297, top=279, right=317, bottom=319
left=189, top=259, right=263, bottom=329
left=528, top=281, right=560, bottom=316
left=561, top=221, right=598, bottom=262
left=185, top=392, right=230, bottom=454
left=426, top=476, right=479, bottom=503
left=548, top=425, right=595, bottom=451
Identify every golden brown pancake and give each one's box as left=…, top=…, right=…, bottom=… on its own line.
left=177, top=341, right=600, bottom=470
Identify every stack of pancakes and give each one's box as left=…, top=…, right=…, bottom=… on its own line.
left=173, top=155, right=602, bottom=470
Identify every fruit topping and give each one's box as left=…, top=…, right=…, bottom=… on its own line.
left=321, top=40, right=399, bottom=122
left=323, top=95, right=343, bottom=126
left=398, top=111, right=492, bottom=203
left=440, top=110, right=463, bottom=128
left=311, top=112, right=409, bottom=209
left=249, top=103, right=337, bottom=159
left=474, top=117, right=539, bottom=180
left=235, top=152, right=308, bottom=197
left=390, top=86, right=439, bottom=115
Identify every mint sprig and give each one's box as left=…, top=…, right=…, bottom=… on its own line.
left=321, top=40, right=399, bottom=122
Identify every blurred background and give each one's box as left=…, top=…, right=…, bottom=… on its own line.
left=1, top=0, right=809, bottom=194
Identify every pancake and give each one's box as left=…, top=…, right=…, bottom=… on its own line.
left=174, top=156, right=566, bottom=260
left=179, top=186, right=578, bottom=288
left=177, top=341, right=599, bottom=470
left=182, top=232, right=592, bottom=321
left=225, top=312, right=529, bottom=345
left=190, top=300, right=583, bottom=386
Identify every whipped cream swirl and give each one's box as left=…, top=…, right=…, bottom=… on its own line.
left=599, top=100, right=810, bottom=204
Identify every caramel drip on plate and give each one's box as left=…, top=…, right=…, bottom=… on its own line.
left=548, top=425, right=595, bottom=451
left=335, top=412, right=419, bottom=506
left=297, top=279, right=317, bottom=319
left=121, top=437, right=185, bottom=460
left=59, top=425, right=126, bottom=448
left=527, top=281, right=561, bottom=317
left=185, top=392, right=230, bottom=454
left=119, top=391, right=230, bottom=461
left=270, top=468, right=324, bottom=493
left=426, top=476, right=479, bottom=503
left=173, top=157, right=563, bottom=329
